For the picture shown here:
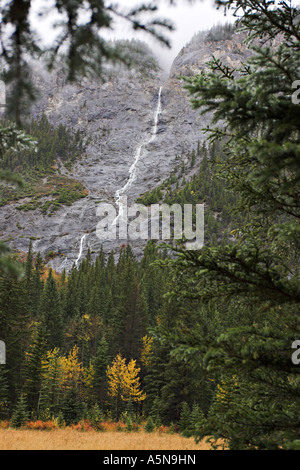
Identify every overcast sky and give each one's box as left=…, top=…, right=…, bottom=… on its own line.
left=29, top=0, right=236, bottom=71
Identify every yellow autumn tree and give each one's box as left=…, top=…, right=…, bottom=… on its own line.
left=38, top=346, right=95, bottom=415
left=49, top=346, right=94, bottom=394
left=106, top=353, right=146, bottom=420
left=42, top=348, right=64, bottom=386
left=140, top=335, right=153, bottom=368
left=60, top=345, right=91, bottom=394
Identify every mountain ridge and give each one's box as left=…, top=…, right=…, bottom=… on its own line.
left=0, top=30, right=249, bottom=271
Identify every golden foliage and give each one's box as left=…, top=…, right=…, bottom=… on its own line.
left=41, top=348, right=64, bottom=390
left=140, top=335, right=153, bottom=368
left=41, top=346, right=94, bottom=395
left=107, top=353, right=146, bottom=403
left=60, top=345, right=85, bottom=389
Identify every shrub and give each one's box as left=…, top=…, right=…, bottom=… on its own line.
left=25, top=420, right=58, bottom=431
left=0, top=421, right=10, bottom=429
left=126, top=416, right=133, bottom=432
left=156, top=425, right=169, bottom=434
left=57, top=411, right=65, bottom=428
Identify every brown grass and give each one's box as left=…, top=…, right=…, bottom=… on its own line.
left=0, top=429, right=214, bottom=451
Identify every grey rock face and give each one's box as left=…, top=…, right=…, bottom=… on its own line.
left=0, top=33, right=249, bottom=270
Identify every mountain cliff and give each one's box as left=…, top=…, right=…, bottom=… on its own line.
left=0, top=29, right=249, bottom=270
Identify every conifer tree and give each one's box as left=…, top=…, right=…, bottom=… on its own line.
left=122, top=278, right=149, bottom=361
left=24, top=241, right=33, bottom=294
left=163, top=0, right=300, bottom=450
left=179, top=402, right=190, bottom=433
left=23, top=322, right=47, bottom=415
left=126, top=397, right=135, bottom=421
left=11, top=393, right=28, bottom=428
left=93, top=336, right=110, bottom=406
left=89, top=403, right=104, bottom=430
left=32, top=252, right=44, bottom=316
left=144, top=416, right=155, bottom=433
left=39, top=269, right=64, bottom=349
left=60, top=384, right=83, bottom=426
left=39, top=348, right=64, bottom=417
left=0, top=366, right=9, bottom=419
left=59, top=269, right=67, bottom=318
left=0, top=272, right=29, bottom=404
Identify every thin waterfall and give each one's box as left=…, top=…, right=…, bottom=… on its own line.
left=61, top=232, right=87, bottom=270
left=114, top=86, right=163, bottom=210
left=149, top=86, right=162, bottom=143
left=61, top=87, right=163, bottom=270
left=75, top=233, right=87, bottom=267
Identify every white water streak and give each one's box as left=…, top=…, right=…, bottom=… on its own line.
left=114, top=87, right=163, bottom=222
left=75, top=233, right=87, bottom=267
left=60, top=87, right=162, bottom=270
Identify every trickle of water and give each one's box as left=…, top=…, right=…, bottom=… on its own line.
left=115, top=86, right=163, bottom=207
left=149, top=86, right=162, bottom=144
left=63, top=87, right=162, bottom=271
left=75, top=233, right=87, bottom=267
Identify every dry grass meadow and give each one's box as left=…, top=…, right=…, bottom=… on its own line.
left=0, top=429, right=215, bottom=450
